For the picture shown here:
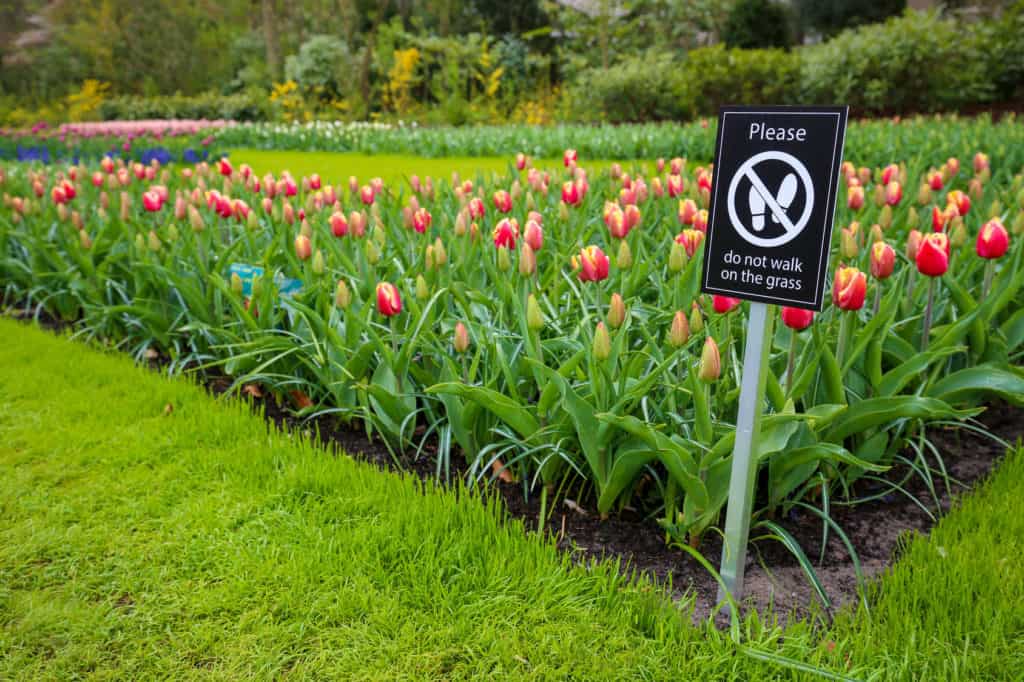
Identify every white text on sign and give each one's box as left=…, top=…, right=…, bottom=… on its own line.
left=720, top=249, right=803, bottom=291
left=748, top=123, right=807, bottom=142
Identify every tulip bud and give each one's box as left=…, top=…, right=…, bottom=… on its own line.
left=559, top=201, right=570, bottom=221
left=518, top=243, right=536, bottom=276
left=616, top=239, right=633, bottom=269
left=523, top=220, right=543, bottom=251
left=917, top=183, right=932, bottom=206
left=166, top=224, right=179, bottom=243
left=698, top=337, right=721, bottom=383
left=668, top=241, right=687, bottom=273
left=497, top=245, right=511, bottom=272
left=592, top=322, right=611, bottom=361
left=299, top=219, right=313, bottom=240
left=365, top=239, right=381, bottom=265
left=906, top=230, right=924, bottom=261
left=433, top=238, right=447, bottom=267
left=841, top=228, right=859, bottom=259
left=847, top=185, right=865, bottom=210
left=869, top=224, right=885, bottom=244
left=907, top=207, right=919, bottom=230
left=950, top=220, right=968, bottom=247
left=230, top=272, right=244, bottom=295
left=607, top=293, right=626, bottom=329
left=412, top=274, right=428, bottom=300
left=667, top=310, right=690, bottom=347
left=453, top=322, right=470, bottom=353
left=1012, top=211, right=1024, bottom=235
left=332, top=279, right=351, bottom=309
left=78, top=229, right=92, bottom=250
left=294, top=234, right=312, bottom=261
left=878, top=205, right=893, bottom=230
left=989, top=200, right=1002, bottom=219
left=689, top=303, right=704, bottom=334
left=148, top=230, right=162, bottom=252
left=312, top=250, right=325, bottom=274
left=526, top=293, right=544, bottom=331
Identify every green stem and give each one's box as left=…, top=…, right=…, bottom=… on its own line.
left=982, top=259, right=995, bottom=301
left=836, top=311, right=853, bottom=369
left=921, top=277, right=937, bottom=351
left=872, top=282, right=882, bottom=316
left=785, top=330, right=797, bottom=396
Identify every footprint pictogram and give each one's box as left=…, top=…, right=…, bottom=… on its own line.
left=748, top=172, right=798, bottom=231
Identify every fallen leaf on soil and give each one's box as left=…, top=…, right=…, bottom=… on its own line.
left=491, top=459, right=515, bottom=483
left=242, top=383, right=264, bottom=398
left=289, top=389, right=313, bottom=409
left=563, top=499, right=587, bottom=516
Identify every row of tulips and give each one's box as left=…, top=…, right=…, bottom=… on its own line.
left=3, top=138, right=1024, bottom=551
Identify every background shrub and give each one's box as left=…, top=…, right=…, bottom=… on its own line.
left=800, top=10, right=994, bottom=113
left=722, top=0, right=795, bottom=49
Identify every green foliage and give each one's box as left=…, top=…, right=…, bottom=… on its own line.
left=722, top=0, right=794, bottom=49
left=96, top=92, right=271, bottom=122
left=285, top=35, right=354, bottom=102
left=568, top=46, right=799, bottom=123
left=800, top=10, right=995, bottom=113
left=795, top=0, right=906, bottom=38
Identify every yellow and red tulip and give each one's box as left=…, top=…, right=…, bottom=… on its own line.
left=977, top=218, right=1009, bottom=259
left=870, top=242, right=896, bottom=280
left=698, top=337, right=721, bottom=382
left=675, top=229, right=704, bottom=258
left=376, top=282, right=402, bottom=316
left=493, top=189, right=513, bottom=213
left=492, top=217, right=519, bottom=249
left=577, top=245, right=610, bottom=282
left=833, top=266, right=867, bottom=310
left=916, top=233, right=950, bottom=277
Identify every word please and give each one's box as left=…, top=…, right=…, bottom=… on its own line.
left=749, top=122, right=807, bottom=142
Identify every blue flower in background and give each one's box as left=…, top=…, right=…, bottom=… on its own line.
left=183, top=148, right=198, bottom=163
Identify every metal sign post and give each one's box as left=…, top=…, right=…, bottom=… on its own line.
left=699, top=106, right=848, bottom=614
left=717, top=301, right=773, bottom=610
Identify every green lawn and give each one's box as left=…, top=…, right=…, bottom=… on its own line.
left=1, top=317, right=1023, bottom=679
left=229, top=148, right=662, bottom=187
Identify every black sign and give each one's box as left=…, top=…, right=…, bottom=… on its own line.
left=700, top=106, right=848, bottom=310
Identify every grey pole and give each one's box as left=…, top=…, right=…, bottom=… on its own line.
left=717, top=301, right=774, bottom=615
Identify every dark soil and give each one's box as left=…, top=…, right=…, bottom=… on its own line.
left=5, top=305, right=1022, bottom=623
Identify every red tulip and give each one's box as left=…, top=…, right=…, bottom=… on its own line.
left=496, top=187, right=517, bottom=211
left=781, top=306, right=814, bottom=331
left=309, top=173, right=321, bottom=191
left=696, top=169, right=712, bottom=193
left=885, top=181, right=902, bottom=206
left=870, top=242, right=896, bottom=279
left=466, top=197, right=485, bottom=220
left=847, top=185, right=865, bottom=210
left=218, top=158, right=232, bottom=176
left=283, top=177, right=298, bottom=197
left=142, top=190, right=163, bottom=212
left=515, top=152, right=527, bottom=170
left=604, top=202, right=627, bottom=239
left=91, top=171, right=104, bottom=187
left=833, top=266, right=867, bottom=310
left=492, top=217, right=519, bottom=249
left=376, top=282, right=402, bottom=316
left=412, top=207, right=432, bottom=234
left=50, top=185, right=68, bottom=205
left=712, top=295, right=741, bottom=314
left=674, top=229, right=704, bottom=258
left=916, top=233, right=950, bottom=277
left=881, top=164, right=899, bottom=185
left=100, top=156, right=115, bottom=174
left=577, top=245, right=610, bottom=282
left=973, top=152, right=990, bottom=175
left=330, top=211, right=348, bottom=237
left=977, top=219, right=1009, bottom=259
left=355, top=184, right=372, bottom=205
left=667, top=174, right=684, bottom=198
left=932, top=205, right=957, bottom=232
left=523, top=219, right=543, bottom=251
left=945, top=157, right=960, bottom=178
left=928, top=170, right=944, bottom=191
left=670, top=157, right=684, bottom=175
left=563, top=149, right=577, bottom=167
left=561, top=180, right=581, bottom=206
left=693, top=209, right=708, bottom=233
